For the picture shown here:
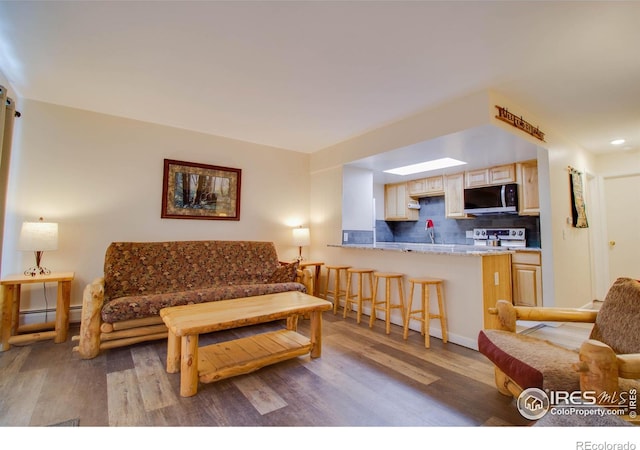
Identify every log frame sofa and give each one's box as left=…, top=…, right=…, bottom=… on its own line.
left=73, top=240, right=314, bottom=359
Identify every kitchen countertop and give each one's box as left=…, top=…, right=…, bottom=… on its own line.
left=329, top=242, right=541, bottom=256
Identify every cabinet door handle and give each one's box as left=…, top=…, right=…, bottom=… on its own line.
left=609, top=240, right=616, bottom=247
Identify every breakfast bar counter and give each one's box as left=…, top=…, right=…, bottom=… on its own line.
left=321, top=242, right=523, bottom=350
left=330, top=242, right=518, bottom=256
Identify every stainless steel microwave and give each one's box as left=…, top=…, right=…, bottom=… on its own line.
left=463, top=183, right=518, bottom=215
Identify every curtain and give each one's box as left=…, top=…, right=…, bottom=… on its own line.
left=0, top=85, right=19, bottom=274
left=569, top=166, right=588, bottom=228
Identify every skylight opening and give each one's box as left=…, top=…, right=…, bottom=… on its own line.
left=384, top=157, right=467, bottom=176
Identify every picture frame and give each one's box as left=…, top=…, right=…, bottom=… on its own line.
left=161, top=159, right=241, bottom=221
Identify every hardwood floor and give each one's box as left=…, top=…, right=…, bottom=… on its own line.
left=0, top=312, right=531, bottom=427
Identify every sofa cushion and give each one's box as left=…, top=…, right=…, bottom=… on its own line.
left=478, top=329, right=581, bottom=392
left=101, top=281, right=306, bottom=323
left=589, top=277, right=640, bottom=354
left=103, top=241, right=281, bottom=302
left=268, top=261, right=299, bottom=283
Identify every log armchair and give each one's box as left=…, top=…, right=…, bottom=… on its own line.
left=478, top=277, right=640, bottom=422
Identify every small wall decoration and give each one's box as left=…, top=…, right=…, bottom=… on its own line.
left=495, top=105, right=545, bottom=142
left=568, top=166, right=588, bottom=228
left=162, top=159, right=241, bottom=220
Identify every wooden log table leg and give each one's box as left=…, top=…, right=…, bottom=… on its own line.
left=180, top=334, right=199, bottom=397
left=0, top=285, right=14, bottom=351
left=166, top=330, right=181, bottom=373
left=309, top=310, right=322, bottom=358
left=54, top=280, right=72, bottom=343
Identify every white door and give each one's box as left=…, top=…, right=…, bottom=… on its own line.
left=604, top=174, right=640, bottom=285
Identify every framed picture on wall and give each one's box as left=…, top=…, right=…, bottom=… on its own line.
left=161, top=159, right=241, bottom=220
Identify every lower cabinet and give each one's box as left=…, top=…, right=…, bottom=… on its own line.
left=512, top=251, right=542, bottom=307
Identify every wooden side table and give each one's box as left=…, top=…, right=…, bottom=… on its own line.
left=299, top=261, right=324, bottom=297
left=0, top=271, right=74, bottom=351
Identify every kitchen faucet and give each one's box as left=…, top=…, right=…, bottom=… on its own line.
left=426, top=219, right=435, bottom=244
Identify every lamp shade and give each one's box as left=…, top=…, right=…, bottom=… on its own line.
left=19, top=220, right=59, bottom=251
left=292, top=227, right=310, bottom=247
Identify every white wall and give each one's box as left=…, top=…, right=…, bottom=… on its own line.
left=341, top=166, right=373, bottom=232
left=2, top=99, right=310, bottom=316
left=488, top=91, right=597, bottom=308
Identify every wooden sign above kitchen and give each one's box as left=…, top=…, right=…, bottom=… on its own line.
left=495, top=105, right=545, bottom=142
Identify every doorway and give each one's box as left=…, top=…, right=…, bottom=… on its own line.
left=603, top=174, right=640, bottom=285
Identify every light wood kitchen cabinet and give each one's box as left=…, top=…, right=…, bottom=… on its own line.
left=516, top=160, right=539, bottom=216
left=444, top=172, right=469, bottom=219
left=408, top=175, right=444, bottom=197
left=489, top=164, right=516, bottom=184
left=384, top=182, right=419, bottom=221
left=465, top=164, right=516, bottom=188
left=512, top=250, right=542, bottom=307
left=465, top=168, right=489, bottom=188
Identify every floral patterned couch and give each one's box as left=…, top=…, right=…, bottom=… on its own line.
left=73, top=240, right=313, bottom=359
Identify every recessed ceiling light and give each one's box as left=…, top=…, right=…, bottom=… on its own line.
left=384, top=157, right=467, bottom=176
left=610, top=139, right=625, bottom=145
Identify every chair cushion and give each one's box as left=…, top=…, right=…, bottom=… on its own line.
left=478, top=329, right=581, bottom=392
left=589, top=277, right=640, bottom=354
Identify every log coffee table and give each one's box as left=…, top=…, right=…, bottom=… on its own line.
left=160, top=291, right=332, bottom=397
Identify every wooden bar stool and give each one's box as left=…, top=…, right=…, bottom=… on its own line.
left=323, top=265, right=351, bottom=314
left=369, top=272, right=405, bottom=334
left=344, top=268, right=375, bottom=324
left=403, top=277, right=448, bottom=348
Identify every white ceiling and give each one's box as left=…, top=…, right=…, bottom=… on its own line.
left=0, top=1, right=639, bottom=156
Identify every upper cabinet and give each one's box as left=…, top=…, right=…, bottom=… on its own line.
left=444, top=172, right=469, bottom=219
left=516, top=160, right=539, bottom=216
left=384, top=160, right=538, bottom=221
left=408, top=175, right=444, bottom=197
left=465, top=164, right=516, bottom=188
left=384, top=182, right=419, bottom=221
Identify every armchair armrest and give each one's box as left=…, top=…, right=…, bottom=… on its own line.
left=576, top=340, right=640, bottom=398
left=488, top=300, right=598, bottom=332
left=617, top=353, right=640, bottom=379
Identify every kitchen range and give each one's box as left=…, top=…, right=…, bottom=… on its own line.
left=472, top=228, right=527, bottom=248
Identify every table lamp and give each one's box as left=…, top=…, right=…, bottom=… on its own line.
left=19, top=217, right=59, bottom=276
left=292, top=227, right=310, bottom=261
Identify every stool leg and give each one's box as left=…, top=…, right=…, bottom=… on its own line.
left=436, top=282, right=448, bottom=344
left=420, top=284, right=426, bottom=336
left=397, top=277, right=405, bottom=330
left=403, top=281, right=414, bottom=340
left=344, top=273, right=352, bottom=319
left=324, top=268, right=331, bottom=303
left=369, top=275, right=378, bottom=328
left=356, top=273, right=364, bottom=324
left=384, top=277, right=391, bottom=334
left=424, top=284, right=431, bottom=348
left=335, top=270, right=342, bottom=314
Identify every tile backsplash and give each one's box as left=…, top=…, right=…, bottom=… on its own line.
left=343, top=195, right=541, bottom=247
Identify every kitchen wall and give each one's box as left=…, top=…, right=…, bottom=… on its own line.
left=2, top=99, right=310, bottom=320
left=375, top=195, right=541, bottom=247
left=343, top=192, right=541, bottom=247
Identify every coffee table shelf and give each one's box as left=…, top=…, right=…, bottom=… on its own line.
left=198, top=329, right=312, bottom=383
